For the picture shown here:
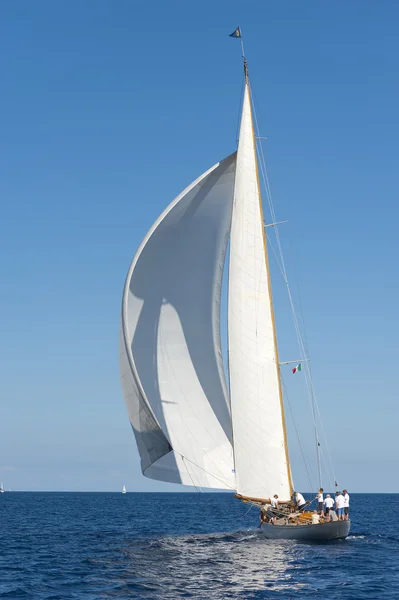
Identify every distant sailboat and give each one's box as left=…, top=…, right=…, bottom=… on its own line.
left=0, top=482, right=4, bottom=493
left=119, top=33, right=349, bottom=541
left=122, top=485, right=127, bottom=494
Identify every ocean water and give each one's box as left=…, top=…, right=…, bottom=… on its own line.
left=0, top=492, right=397, bottom=599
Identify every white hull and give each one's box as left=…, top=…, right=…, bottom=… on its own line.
left=261, top=519, right=350, bottom=540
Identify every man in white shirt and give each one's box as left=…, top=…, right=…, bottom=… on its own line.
left=271, top=494, right=279, bottom=509
left=323, top=494, right=335, bottom=521
left=293, top=491, right=307, bottom=512
left=335, top=491, right=345, bottom=520
left=268, top=494, right=280, bottom=524
left=317, top=488, right=324, bottom=514
left=343, top=489, right=350, bottom=520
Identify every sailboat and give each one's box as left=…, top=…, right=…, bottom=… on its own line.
left=119, top=38, right=350, bottom=541
left=122, top=485, right=127, bottom=494
left=0, top=482, right=4, bottom=493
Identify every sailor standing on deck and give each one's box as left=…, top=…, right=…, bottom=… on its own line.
left=323, top=494, right=335, bottom=521
left=269, top=494, right=279, bottom=523
left=335, top=491, right=345, bottom=520
left=317, top=488, right=324, bottom=514
left=343, top=489, right=350, bottom=520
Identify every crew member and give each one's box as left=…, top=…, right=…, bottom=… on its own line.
left=317, top=488, right=324, bottom=514
left=311, top=511, right=320, bottom=524
left=335, top=491, right=345, bottom=520
left=323, top=494, right=335, bottom=521
left=293, top=491, right=307, bottom=511
left=343, top=489, right=350, bottom=520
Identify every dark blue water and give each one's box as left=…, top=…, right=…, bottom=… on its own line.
left=0, top=493, right=397, bottom=599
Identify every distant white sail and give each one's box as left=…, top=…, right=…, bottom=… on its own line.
left=122, top=485, right=127, bottom=494
left=120, top=154, right=237, bottom=490
left=228, top=80, right=292, bottom=500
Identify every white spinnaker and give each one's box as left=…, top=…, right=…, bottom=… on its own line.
left=228, top=81, right=292, bottom=499
left=120, top=153, right=236, bottom=490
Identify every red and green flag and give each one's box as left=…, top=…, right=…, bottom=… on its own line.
left=292, top=363, right=302, bottom=374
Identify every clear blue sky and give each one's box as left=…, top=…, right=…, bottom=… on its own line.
left=1, top=0, right=398, bottom=492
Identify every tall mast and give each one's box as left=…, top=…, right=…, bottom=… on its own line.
left=244, top=61, right=293, bottom=497
left=227, top=34, right=293, bottom=500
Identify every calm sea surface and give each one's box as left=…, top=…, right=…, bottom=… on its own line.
left=0, top=492, right=397, bottom=599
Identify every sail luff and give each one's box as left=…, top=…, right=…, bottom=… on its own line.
left=227, top=67, right=292, bottom=500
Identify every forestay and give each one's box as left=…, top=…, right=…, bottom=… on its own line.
left=227, top=80, right=292, bottom=500
left=120, top=154, right=237, bottom=489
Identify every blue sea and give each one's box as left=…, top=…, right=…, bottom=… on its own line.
left=1, top=492, right=398, bottom=599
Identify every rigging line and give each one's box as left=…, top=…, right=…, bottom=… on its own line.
left=316, top=420, right=337, bottom=489
left=286, top=247, right=330, bottom=486
left=321, top=448, right=336, bottom=493
left=256, top=165, right=323, bottom=489
left=267, top=234, right=286, bottom=281
left=181, top=455, right=202, bottom=494
left=251, top=108, right=317, bottom=395
left=269, top=226, right=322, bottom=488
left=250, top=90, right=324, bottom=488
left=176, top=452, right=235, bottom=491
left=281, top=377, right=313, bottom=492
left=282, top=236, right=336, bottom=483
left=253, top=120, right=287, bottom=276
left=239, top=503, right=256, bottom=519
left=308, top=368, right=338, bottom=489
left=235, top=74, right=246, bottom=145
left=288, top=231, right=310, bottom=357
left=318, top=445, right=335, bottom=493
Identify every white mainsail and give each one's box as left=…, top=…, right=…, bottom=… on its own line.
left=120, top=154, right=237, bottom=490
left=227, top=74, right=292, bottom=500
